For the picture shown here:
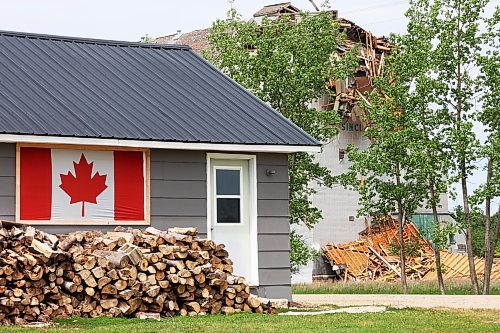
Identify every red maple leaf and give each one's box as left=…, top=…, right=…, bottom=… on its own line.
left=59, top=154, right=108, bottom=217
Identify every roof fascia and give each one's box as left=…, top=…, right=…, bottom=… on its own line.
left=0, top=134, right=321, bottom=154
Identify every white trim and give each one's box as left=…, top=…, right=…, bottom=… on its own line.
left=214, top=166, right=243, bottom=225
left=206, top=153, right=259, bottom=286
left=0, top=134, right=321, bottom=153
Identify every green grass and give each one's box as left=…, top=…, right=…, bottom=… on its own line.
left=292, top=280, right=500, bottom=295
left=2, top=308, right=499, bottom=333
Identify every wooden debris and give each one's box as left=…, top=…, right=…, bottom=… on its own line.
left=322, top=216, right=499, bottom=282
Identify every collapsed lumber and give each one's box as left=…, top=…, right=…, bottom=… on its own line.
left=321, top=218, right=430, bottom=281
left=322, top=216, right=500, bottom=282
left=0, top=224, right=274, bottom=325
left=324, top=17, right=392, bottom=123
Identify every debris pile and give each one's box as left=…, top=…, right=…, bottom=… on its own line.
left=325, top=18, right=391, bottom=123
left=322, top=216, right=500, bottom=282
left=155, top=2, right=393, bottom=127
left=0, top=223, right=274, bottom=325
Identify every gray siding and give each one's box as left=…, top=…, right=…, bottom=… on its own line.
left=254, top=153, right=291, bottom=299
left=149, top=150, right=207, bottom=235
left=0, top=144, right=291, bottom=299
left=0, top=144, right=15, bottom=221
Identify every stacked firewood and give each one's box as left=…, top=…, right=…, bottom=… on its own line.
left=0, top=224, right=274, bottom=325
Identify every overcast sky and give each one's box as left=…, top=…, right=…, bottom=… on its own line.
left=0, top=0, right=494, bottom=210
left=0, top=0, right=409, bottom=41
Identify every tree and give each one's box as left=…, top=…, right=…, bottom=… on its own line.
left=475, top=6, right=499, bottom=294
left=205, top=8, right=357, bottom=268
left=403, top=0, right=491, bottom=294
left=336, top=42, right=431, bottom=293
left=289, top=231, right=318, bottom=273
left=454, top=207, right=500, bottom=258
left=348, top=0, right=495, bottom=294
left=398, top=0, right=454, bottom=294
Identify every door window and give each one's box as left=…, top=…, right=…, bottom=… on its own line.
left=215, top=168, right=241, bottom=223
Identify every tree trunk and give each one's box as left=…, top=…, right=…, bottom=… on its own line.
left=462, top=168, right=480, bottom=294
left=483, top=214, right=499, bottom=295
left=397, top=202, right=408, bottom=294
left=455, top=1, right=479, bottom=295
left=482, top=157, right=492, bottom=295
left=395, top=163, right=408, bottom=294
left=430, top=180, right=445, bottom=295
left=432, top=207, right=446, bottom=295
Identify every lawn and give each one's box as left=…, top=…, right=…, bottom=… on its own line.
left=293, top=280, right=500, bottom=295
left=2, top=308, right=499, bottom=333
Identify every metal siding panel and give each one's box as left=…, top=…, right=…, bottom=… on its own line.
left=257, top=182, right=289, bottom=200
left=151, top=198, right=206, bottom=217
left=151, top=150, right=205, bottom=163
left=0, top=196, right=15, bottom=216
left=129, top=49, right=242, bottom=143
left=163, top=52, right=281, bottom=144
left=258, top=199, right=289, bottom=217
left=257, top=165, right=289, bottom=183
left=184, top=53, right=317, bottom=145
left=151, top=150, right=208, bottom=223
left=162, top=163, right=207, bottom=181
left=0, top=31, right=319, bottom=147
left=0, top=144, right=16, bottom=221
left=258, top=251, right=290, bottom=268
left=0, top=177, right=15, bottom=196
left=257, top=153, right=289, bottom=166
left=252, top=286, right=292, bottom=300
left=257, top=217, right=290, bottom=234
left=151, top=162, right=206, bottom=181
left=258, top=234, right=290, bottom=252
left=0, top=158, right=15, bottom=177
left=150, top=217, right=207, bottom=234
left=256, top=153, right=291, bottom=298
left=151, top=180, right=206, bottom=199
left=150, top=161, right=163, bottom=180
left=258, top=269, right=292, bottom=287
left=0, top=144, right=15, bottom=157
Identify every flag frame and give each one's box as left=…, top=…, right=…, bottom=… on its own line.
left=15, top=143, right=151, bottom=225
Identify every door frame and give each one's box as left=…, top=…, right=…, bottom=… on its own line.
left=206, top=153, right=259, bottom=286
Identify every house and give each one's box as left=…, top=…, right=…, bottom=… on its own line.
left=154, top=2, right=467, bottom=283
left=0, top=30, right=322, bottom=299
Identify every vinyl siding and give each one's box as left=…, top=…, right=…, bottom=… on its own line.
left=0, top=144, right=291, bottom=299
left=254, top=153, right=291, bottom=299
left=0, top=144, right=15, bottom=221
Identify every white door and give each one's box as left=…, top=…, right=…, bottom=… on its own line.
left=209, top=157, right=257, bottom=285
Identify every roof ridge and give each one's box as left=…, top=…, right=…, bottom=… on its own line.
left=263, top=2, right=291, bottom=7
left=0, top=30, right=192, bottom=51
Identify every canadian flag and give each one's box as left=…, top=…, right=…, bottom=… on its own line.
left=20, top=147, right=145, bottom=222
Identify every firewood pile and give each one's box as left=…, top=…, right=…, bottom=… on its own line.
left=0, top=223, right=274, bottom=325
left=322, top=216, right=500, bottom=283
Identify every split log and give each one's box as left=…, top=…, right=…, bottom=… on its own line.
left=0, top=224, right=274, bottom=324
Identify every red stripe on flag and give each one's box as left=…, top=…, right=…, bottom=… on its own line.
left=114, top=151, right=144, bottom=221
left=20, top=147, right=52, bottom=220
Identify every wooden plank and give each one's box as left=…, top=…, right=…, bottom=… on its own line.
left=368, top=245, right=401, bottom=277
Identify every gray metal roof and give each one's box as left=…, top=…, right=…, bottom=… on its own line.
left=0, top=31, right=319, bottom=147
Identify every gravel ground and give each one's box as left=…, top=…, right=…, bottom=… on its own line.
left=280, top=306, right=387, bottom=316
left=292, top=294, right=500, bottom=310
